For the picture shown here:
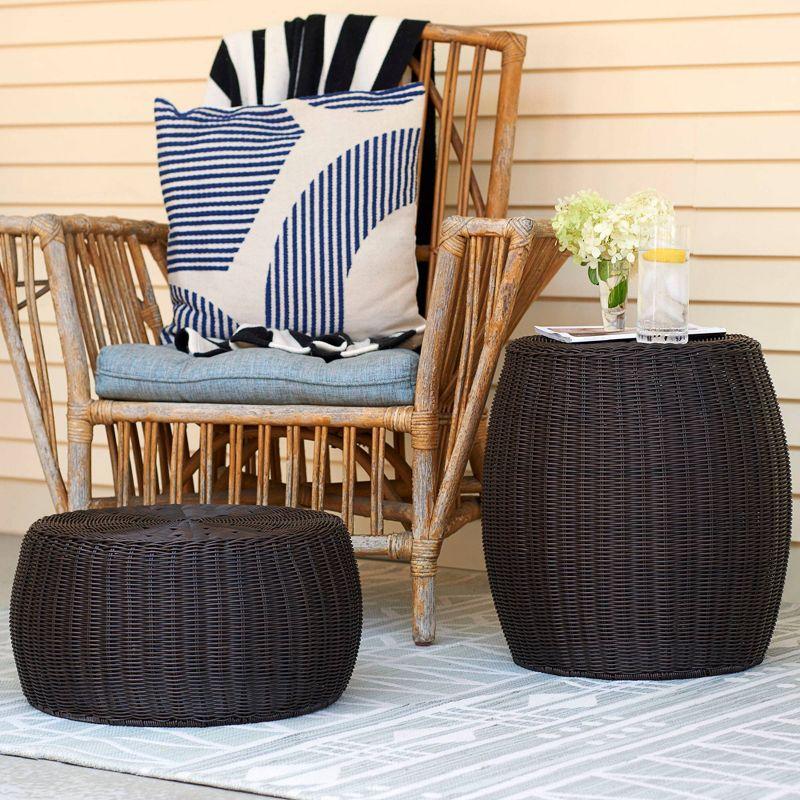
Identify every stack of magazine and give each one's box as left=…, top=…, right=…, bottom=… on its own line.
left=535, top=324, right=726, bottom=344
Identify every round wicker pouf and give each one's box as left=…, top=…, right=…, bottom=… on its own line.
left=483, top=335, right=791, bottom=680
left=10, top=504, right=362, bottom=726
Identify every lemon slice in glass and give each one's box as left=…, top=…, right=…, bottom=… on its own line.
left=641, top=248, right=687, bottom=263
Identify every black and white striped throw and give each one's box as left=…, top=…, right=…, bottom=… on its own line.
left=206, top=14, right=428, bottom=106
left=175, top=324, right=424, bottom=362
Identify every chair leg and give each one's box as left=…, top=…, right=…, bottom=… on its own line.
left=411, top=538, right=441, bottom=646
left=67, top=417, right=93, bottom=510
left=410, top=440, right=441, bottom=645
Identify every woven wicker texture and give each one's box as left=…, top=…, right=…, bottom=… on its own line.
left=10, top=504, right=362, bottom=726
left=483, top=335, right=792, bottom=680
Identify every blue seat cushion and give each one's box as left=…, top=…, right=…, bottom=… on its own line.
left=95, top=344, right=418, bottom=407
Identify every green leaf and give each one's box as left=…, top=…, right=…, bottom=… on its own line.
left=587, top=266, right=599, bottom=285
left=598, top=260, right=610, bottom=282
left=606, top=277, right=628, bottom=309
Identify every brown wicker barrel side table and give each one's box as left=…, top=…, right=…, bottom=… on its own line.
left=483, top=335, right=791, bottom=680
left=10, top=504, right=362, bottom=726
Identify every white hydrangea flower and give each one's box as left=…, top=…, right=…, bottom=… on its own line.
left=551, top=188, right=674, bottom=279
left=552, top=190, right=610, bottom=263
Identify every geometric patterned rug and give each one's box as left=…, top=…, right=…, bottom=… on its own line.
left=1, top=561, right=800, bottom=800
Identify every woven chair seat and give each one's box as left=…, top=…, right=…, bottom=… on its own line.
left=10, top=504, right=362, bottom=726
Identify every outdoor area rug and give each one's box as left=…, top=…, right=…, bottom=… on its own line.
left=1, top=561, right=800, bottom=800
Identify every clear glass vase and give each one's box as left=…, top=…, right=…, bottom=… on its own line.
left=597, top=260, right=630, bottom=331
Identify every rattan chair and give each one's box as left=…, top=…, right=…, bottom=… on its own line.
left=0, top=23, right=568, bottom=644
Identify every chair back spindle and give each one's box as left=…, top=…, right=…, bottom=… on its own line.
left=414, top=25, right=525, bottom=301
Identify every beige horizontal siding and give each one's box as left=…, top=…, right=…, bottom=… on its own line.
left=8, top=15, right=800, bottom=87
left=6, top=114, right=800, bottom=164
left=0, top=162, right=765, bottom=207
left=5, top=65, right=800, bottom=125
left=5, top=1, right=800, bottom=46
left=0, top=0, right=798, bottom=543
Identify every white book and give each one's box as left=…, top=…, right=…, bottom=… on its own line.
left=534, top=323, right=727, bottom=344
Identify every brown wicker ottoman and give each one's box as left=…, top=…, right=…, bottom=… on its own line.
left=10, top=504, right=362, bottom=726
left=483, top=335, right=791, bottom=680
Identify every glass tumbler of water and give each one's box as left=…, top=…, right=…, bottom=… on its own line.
left=636, top=225, right=690, bottom=344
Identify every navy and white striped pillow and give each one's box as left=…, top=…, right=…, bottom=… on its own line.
left=156, top=83, right=426, bottom=344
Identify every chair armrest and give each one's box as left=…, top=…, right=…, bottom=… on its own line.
left=0, top=213, right=169, bottom=510
left=61, top=213, right=169, bottom=279
left=413, top=215, right=569, bottom=534
left=57, top=214, right=169, bottom=241
left=48, top=214, right=168, bottom=352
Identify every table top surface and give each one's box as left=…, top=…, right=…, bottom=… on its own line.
left=27, top=503, right=345, bottom=544
left=509, top=333, right=755, bottom=359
